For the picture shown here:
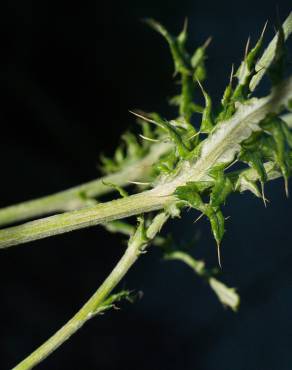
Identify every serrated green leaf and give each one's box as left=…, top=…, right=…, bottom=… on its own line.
left=175, top=182, right=204, bottom=210
left=235, top=175, right=262, bottom=198
left=150, top=113, right=191, bottom=157
left=209, top=169, right=233, bottom=208
left=198, top=81, right=214, bottom=133
left=262, top=116, right=290, bottom=195
left=145, top=19, right=191, bottom=75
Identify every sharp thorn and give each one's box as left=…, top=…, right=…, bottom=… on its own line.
left=187, top=131, right=201, bottom=141
left=183, top=17, right=188, bottom=33
left=261, top=182, right=267, bottom=208
left=225, top=159, right=238, bottom=171
left=128, top=181, right=150, bottom=186
left=217, top=243, right=222, bottom=269
left=229, top=64, right=235, bottom=84
left=203, top=36, right=212, bottom=49
left=193, top=213, right=204, bottom=224
left=139, top=134, right=160, bottom=142
left=284, top=177, right=289, bottom=198
left=129, top=110, right=163, bottom=128
left=260, top=20, right=268, bottom=39
left=244, top=36, right=251, bottom=59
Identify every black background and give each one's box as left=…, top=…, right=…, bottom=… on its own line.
left=1, top=1, right=292, bottom=369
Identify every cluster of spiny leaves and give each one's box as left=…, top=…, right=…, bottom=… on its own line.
left=140, top=20, right=291, bottom=263
left=99, top=18, right=292, bottom=309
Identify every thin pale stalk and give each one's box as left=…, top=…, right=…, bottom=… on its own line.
left=0, top=189, right=174, bottom=249
left=0, top=142, right=171, bottom=227
left=12, top=212, right=169, bottom=370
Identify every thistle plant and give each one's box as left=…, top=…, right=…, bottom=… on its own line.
left=1, top=12, right=292, bottom=369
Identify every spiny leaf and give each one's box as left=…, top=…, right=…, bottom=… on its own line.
left=93, top=290, right=134, bottom=315
left=165, top=250, right=240, bottom=311
left=235, top=175, right=262, bottom=198
left=268, top=21, right=287, bottom=86
left=233, top=22, right=267, bottom=101
left=195, top=78, right=292, bottom=171
left=131, top=111, right=191, bottom=158
left=205, top=206, right=225, bottom=267
left=175, top=181, right=226, bottom=267
left=129, top=216, right=149, bottom=251
left=209, top=165, right=233, bottom=208
left=262, top=116, right=290, bottom=195
left=145, top=18, right=191, bottom=75
left=250, top=12, right=292, bottom=91
left=191, top=37, right=211, bottom=81
left=217, top=65, right=235, bottom=122
left=239, top=149, right=267, bottom=202
left=197, top=80, right=214, bottom=133
left=175, top=182, right=204, bottom=210
left=180, top=74, right=197, bottom=122
left=154, top=151, right=178, bottom=174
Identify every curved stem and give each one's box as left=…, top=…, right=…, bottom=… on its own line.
left=13, top=212, right=168, bottom=370
left=0, top=142, right=171, bottom=227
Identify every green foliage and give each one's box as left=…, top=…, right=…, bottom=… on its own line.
left=3, top=14, right=292, bottom=369
left=94, top=290, right=135, bottom=315
left=146, top=18, right=209, bottom=125
left=165, top=250, right=240, bottom=311
left=232, top=23, right=267, bottom=102
left=99, top=15, right=292, bottom=272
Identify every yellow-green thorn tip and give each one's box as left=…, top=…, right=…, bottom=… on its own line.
left=217, top=243, right=222, bottom=269
left=129, top=110, right=165, bottom=129
left=202, top=36, right=212, bottom=49
left=139, top=134, right=160, bottom=143
left=261, top=181, right=267, bottom=208
left=284, top=177, right=289, bottom=198
left=229, top=63, right=235, bottom=84
left=244, top=36, right=251, bottom=60
left=260, top=20, right=269, bottom=40
left=193, top=212, right=204, bottom=224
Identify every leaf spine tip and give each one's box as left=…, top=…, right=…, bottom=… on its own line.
left=217, top=243, right=222, bottom=269
left=244, top=36, right=251, bottom=60
left=193, top=212, right=204, bottom=224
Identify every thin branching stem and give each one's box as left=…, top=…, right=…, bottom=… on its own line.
left=0, top=142, right=171, bottom=227
left=12, top=212, right=169, bottom=370
left=0, top=77, right=291, bottom=250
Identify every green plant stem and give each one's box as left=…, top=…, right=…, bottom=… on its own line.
left=0, top=77, right=291, bottom=250
left=13, top=212, right=169, bottom=370
left=0, top=142, right=171, bottom=227
left=0, top=189, right=174, bottom=249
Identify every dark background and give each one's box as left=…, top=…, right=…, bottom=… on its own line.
left=0, top=1, right=292, bottom=369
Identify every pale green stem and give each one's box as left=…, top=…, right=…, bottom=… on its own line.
left=1, top=9, right=291, bottom=230
left=0, top=189, right=174, bottom=249
left=13, top=212, right=169, bottom=370
left=0, top=142, right=171, bottom=227
left=0, top=77, right=291, bottom=250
